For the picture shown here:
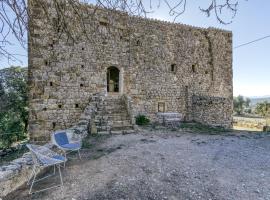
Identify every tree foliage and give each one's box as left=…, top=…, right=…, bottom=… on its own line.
left=233, top=95, right=251, bottom=115
left=0, top=66, right=28, bottom=149
left=255, top=101, right=270, bottom=118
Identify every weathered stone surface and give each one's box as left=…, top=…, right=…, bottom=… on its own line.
left=234, top=116, right=266, bottom=131
left=28, top=0, right=233, bottom=141
left=0, top=151, right=34, bottom=197
left=192, top=95, right=232, bottom=128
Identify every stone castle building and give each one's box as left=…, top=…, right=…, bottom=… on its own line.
left=28, top=0, right=233, bottom=142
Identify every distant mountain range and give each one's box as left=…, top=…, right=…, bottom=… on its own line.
left=249, top=95, right=270, bottom=99
left=248, top=96, right=270, bottom=107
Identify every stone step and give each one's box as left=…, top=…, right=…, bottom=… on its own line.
left=120, top=129, right=136, bottom=134
left=97, top=105, right=127, bottom=111
left=100, top=99, right=123, bottom=104
left=96, top=111, right=128, bottom=116
left=96, top=125, right=110, bottom=131
left=98, top=129, right=136, bottom=135
left=106, top=112, right=129, bottom=115
left=108, top=117, right=130, bottom=122
left=95, top=119, right=131, bottom=125
left=95, top=118, right=130, bottom=124
left=111, top=125, right=134, bottom=131
left=94, top=95, right=134, bottom=133
left=97, top=110, right=128, bottom=115
left=96, top=111, right=129, bottom=117
left=111, top=119, right=131, bottom=124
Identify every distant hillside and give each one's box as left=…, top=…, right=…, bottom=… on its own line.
left=249, top=97, right=270, bottom=107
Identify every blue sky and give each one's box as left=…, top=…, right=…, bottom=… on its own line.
left=1, top=0, right=269, bottom=97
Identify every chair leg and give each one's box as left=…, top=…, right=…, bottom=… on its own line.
left=64, top=153, right=67, bottom=168
left=29, top=168, right=37, bottom=194
left=58, top=165, right=63, bottom=186
left=78, top=149, right=81, bottom=160
left=27, top=166, right=36, bottom=186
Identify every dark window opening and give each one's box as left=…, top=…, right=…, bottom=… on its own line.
left=75, top=104, right=79, bottom=108
left=158, top=102, right=166, bottom=112
left=81, top=65, right=84, bottom=69
left=43, top=107, right=47, bottom=111
left=80, top=83, right=84, bottom=87
left=45, top=60, right=49, bottom=66
left=171, top=64, right=176, bottom=73
left=107, top=66, right=120, bottom=93
left=82, top=47, right=85, bottom=50
left=205, top=70, right=209, bottom=74
left=52, top=122, right=56, bottom=129
left=49, top=82, right=53, bottom=86
left=136, top=40, right=141, bottom=46
left=192, top=64, right=196, bottom=73
left=58, top=104, right=62, bottom=109
left=100, top=21, right=108, bottom=26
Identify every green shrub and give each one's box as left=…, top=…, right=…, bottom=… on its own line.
left=136, top=115, right=150, bottom=126
left=0, top=66, right=28, bottom=149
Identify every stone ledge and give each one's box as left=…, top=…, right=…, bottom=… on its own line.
left=0, top=93, right=98, bottom=197
left=0, top=152, right=33, bottom=197
left=0, top=144, right=53, bottom=197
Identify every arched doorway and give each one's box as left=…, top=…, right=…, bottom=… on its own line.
left=107, top=66, right=120, bottom=93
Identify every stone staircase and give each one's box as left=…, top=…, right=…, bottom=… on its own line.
left=95, top=95, right=135, bottom=134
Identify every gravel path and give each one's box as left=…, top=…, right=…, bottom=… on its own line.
left=4, top=130, right=270, bottom=200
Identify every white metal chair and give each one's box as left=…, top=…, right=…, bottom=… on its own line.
left=26, top=144, right=67, bottom=194
left=51, top=130, right=82, bottom=164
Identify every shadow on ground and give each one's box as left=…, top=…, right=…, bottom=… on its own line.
left=4, top=129, right=270, bottom=200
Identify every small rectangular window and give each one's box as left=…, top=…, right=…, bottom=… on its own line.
left=192, top=64, right=196, bottom=73
left=158, top=102, right=165, bottom=112
left=171, top=64, right=176, bottom=73
left=100, top=21, right=108, bottom=26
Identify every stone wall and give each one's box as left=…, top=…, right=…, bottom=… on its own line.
left=0, top=149, right=39, bottom=197
left=192, top=95, right=233, bottom=128
left=28, top=0, right=233, bottom=142
left=233, top=116, right=267, bottom=131
left=0, top=99, right=96, bottom=197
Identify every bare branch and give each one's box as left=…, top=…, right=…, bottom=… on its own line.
left=0, top=0, right=244, bottom=63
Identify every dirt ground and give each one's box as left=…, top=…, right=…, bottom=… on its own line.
left=4, top=129, right=270, bottom=200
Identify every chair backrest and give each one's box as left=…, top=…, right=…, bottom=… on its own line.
left=26, top=144, right=42, bottom=166
left=53, top=131, right=69, bottom=146
left=27, top=143, right=67, bottom=166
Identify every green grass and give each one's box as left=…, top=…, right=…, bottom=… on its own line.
left=179, top=122, right=229, bottom=134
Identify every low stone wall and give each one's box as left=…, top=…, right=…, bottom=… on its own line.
left=233, top=116, right=266, bottom=131
left=0, top=150, right=37, bottom=197
left=192, top=95, right=232, bottom=128
left=122, top=95, right=136, bottom=126
left=0, top=94, right=98, bottom=197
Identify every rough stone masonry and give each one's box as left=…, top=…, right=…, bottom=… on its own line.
left=28, top=0, right=233, bottom=142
